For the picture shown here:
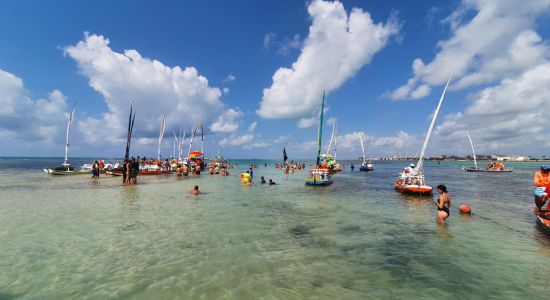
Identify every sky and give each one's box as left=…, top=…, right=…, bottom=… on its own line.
left=1, top=0, right=550, bottom=159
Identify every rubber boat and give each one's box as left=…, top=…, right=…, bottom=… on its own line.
left=395, top=74, right=452, bottom=196
left=305, top=90, right=333, bottom=186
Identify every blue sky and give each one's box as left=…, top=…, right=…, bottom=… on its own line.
left=1, top=0, right=550, bottom=159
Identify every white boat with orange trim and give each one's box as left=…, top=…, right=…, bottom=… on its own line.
left=395, top=74, right=451, bottom=196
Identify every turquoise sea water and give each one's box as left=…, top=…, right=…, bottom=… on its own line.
left=1, top=158, right=550, bottom=299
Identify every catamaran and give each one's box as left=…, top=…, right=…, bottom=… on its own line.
left=359, top=134, right=374, bottom=171
left=461, top=131, right=513, bottom=172
left=394, top=75, right=451, bottom=195
left=306, top=90, right=333, bottom=186
left=44, top=104, right=83, bottom=175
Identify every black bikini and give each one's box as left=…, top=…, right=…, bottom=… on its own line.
left=437, top=197, right=450, bottom=216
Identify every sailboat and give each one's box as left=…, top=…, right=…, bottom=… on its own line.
left=106, top=103, right=136, bottom=176
left=306, top=90, right=333, bottom=186
left=44, top=104, right=82, bottom=175
left=461, top=131, right=513, bottom=172
left=359, top=134, right=374, bottom=171
left=394, top=74, right=452, bottom=195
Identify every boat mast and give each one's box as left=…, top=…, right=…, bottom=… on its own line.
left=359, top=134, right=366, bottom=164
left=187, top=127, right=197, bottom=159
left=124, top=102, right=136, bottom=160
left=63, top=104, right=76, bottom=166
left=467, top=130, right=478, bottom=169
left=316, top=90, right=326, bottom=167
left=179, top=129, right=185, bottom=161
left=157, top=115, right=166, bottom=161
left=416, top=74, right=452, bottom=173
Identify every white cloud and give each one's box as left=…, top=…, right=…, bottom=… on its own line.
left=209, top=108, right=243, bottom=133
left=223, top=87, right=230, bottom=94
left=326, top=117, right=338, bottom=126
left=297, top=116, right=317, bottom=129
left=223, top=73, right=236, bottom=82
left=219, top=133, right=254, bottom=147
left=0, top=68, right=69, bottom=149
left=435, top=62, right=550, bottom=155
left=248, top=121, right=257, bottom=132
left=258, top=0, right=399, bottom=119
left=278, top=34, right=302, bottom=55
left=390, top=0, right=550, bottom=100
left=274, top=134, right=291, bottom=144
left=64, top=33, right=226, bottom=145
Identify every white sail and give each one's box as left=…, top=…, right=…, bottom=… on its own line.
left=326, top=122, right=335, bottom=154
left=187, top=127, right=196, bottom=159
left=179, top=129, right=185, bottom=161
left=467, top=130, right=478, bottom=169
left=157, top=115, right=166, bottom=160
left=359, top=134, right=366, bottom=164
left=416, top=74, right=452, bottom=173
left=63, top=104, right=76, bottom=166
left=333, top=123, right=337, bottom=162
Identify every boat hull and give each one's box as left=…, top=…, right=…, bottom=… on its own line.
left=394, top=180, right=433, bottom=195
left=359, top=166, right=374, bottom=171
left=305, top=178, right=333, bottom=186
left=537, top=211, right=550, bottom=235
left=463, top=168, right=513, bottom=173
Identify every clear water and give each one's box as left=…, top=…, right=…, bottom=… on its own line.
left=1, top=158, right=550, bottom=299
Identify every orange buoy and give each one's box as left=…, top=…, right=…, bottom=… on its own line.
left=459, top=204, right=472, bottom=214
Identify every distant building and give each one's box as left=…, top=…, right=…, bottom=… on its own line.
left=494, top=155, right=530, bottom=162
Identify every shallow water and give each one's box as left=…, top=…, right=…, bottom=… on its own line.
left=1, top=158, right=550, bottom=299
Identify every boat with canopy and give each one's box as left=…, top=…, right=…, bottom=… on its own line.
left=394, top=75, right=451, bottom=195
left=306, top=90, right=333, bottom=186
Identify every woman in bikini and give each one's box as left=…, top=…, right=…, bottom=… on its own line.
left=435, top=184, right=450, bottom=224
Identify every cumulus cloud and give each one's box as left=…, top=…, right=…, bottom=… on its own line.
left=219, top=133, right=254, bottom=147
left=297, top=116, right=317, bottom=129
left=390, top=0, right=550, bottom=100
left=258, top=0, right=399, bottom=119
left=64, top=33, right=227, bottom=146
left=435, top=62, right=550, bottom=155
left=209, top=108, right=243, bottom=133
left=286, top=130, right=418, bottom=158
left=0, top=68, right=70, bottom=149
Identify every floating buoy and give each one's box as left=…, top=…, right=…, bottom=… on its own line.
left=459, top=204, right=472, bottom=214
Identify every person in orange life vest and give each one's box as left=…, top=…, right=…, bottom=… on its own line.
left=534, top=165, right=550, bottom=214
